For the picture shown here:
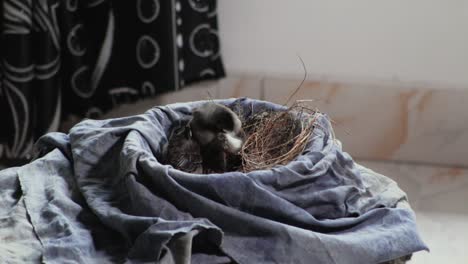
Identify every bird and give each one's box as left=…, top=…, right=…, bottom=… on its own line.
left=188, top=102, right=244, bottom=173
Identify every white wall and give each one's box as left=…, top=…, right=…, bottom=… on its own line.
left=218, top=0, right=468, bottom=86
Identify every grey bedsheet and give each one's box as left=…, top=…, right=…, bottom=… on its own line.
left=0, top=98, right=427, bottom=263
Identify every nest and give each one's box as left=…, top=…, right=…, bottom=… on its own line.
left=239, top=103, right=319, bottom=172
left=166, top=102, right=320, bottom=174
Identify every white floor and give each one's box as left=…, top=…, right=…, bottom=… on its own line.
left=359, top=160, right=468, bottom=264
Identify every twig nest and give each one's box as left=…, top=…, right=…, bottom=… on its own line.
left=240, top=104, right=318, bottom=172
left=166, top=103, right=319, bottom=173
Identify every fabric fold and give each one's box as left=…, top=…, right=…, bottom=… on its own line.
left=2, top=98, right=427, bottom=263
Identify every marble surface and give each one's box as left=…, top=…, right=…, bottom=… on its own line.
left=359, top=160, right=468, bottom=264
left=102, top=76, right=263, bottom=119
left=102, top=80, right=218, bottom=119
left=263, top=77, right=468, bottom=167
left=103, top=74, right=468, bottom=167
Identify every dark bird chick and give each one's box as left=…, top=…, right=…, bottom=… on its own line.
left=165, top=125, right=202, bottom=173
left=189, top=102, right=244, bottom=173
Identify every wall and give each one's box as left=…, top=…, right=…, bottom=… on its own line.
left=218, top=0, right=468, bottom=87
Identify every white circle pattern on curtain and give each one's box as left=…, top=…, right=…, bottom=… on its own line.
left=136, top=35, right=161, bottom=69
left=137, top=0, right=160, bottom=24
left=189, top=24, right=220, bottom=58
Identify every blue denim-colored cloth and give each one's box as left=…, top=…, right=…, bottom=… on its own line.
left=0, top=98, right=427, bottom=263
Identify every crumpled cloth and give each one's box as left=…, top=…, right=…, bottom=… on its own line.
left=0, top=98, right=427, bottom=264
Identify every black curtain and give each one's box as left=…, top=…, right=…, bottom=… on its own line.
left=0, top=0, right=224, bottom=165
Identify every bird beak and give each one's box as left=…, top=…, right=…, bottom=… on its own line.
left=224, top=131, right=243, bottom=153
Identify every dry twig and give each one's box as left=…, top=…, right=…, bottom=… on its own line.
left=239, top=102, right=319, bottom=172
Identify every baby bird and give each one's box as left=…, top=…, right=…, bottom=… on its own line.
left=188, top=102, right=244, bottom=173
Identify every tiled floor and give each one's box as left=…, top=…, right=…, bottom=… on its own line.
left=358, top=160, right=468, bottom=264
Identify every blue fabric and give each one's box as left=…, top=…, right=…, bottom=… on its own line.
left=0, top=98, right=427, bottom=263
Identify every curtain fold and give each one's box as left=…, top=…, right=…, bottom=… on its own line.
left=0, top=0, right=224, bottom=164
